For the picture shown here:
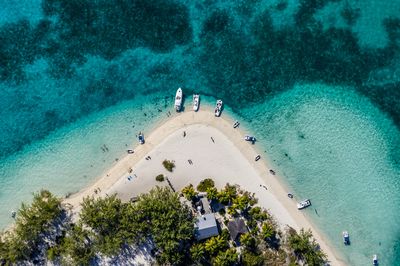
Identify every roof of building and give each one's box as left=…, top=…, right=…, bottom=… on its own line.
left=195, top=213, right=219, bottom=240
left=227, top=218, right=248, bottom=241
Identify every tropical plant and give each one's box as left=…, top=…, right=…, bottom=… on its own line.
left=181, top=184, right=198, bottom=201
left=155, top=174, right=165, bottom=182
left=261, top=222, right=276, bottom=240
left=240, top=232, right=256, bottom=251
left=197, top=178, right=215, bottom=192
left=248, top=206, right=269, bottom=221
left=0, top=190, right=63, bottom=263
left=190, top=243, right=206, bottom=263
left=162, top=159, right=175, bottom=172
left=213, top=248, right=238, bottom=266
left=217, top=184, right=237, bottom=205
left=204, top=235, right=228, bottom=256
left=288, top=228, right=327, bottom=265
left=206, top=187, right=219, bottom=201
left=241, top=250, right=264, bottom=266
left=135, top=186, right=194, bottom=265
left=59, top=224, right=95, bottom=265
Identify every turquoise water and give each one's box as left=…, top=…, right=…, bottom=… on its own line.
left=1, top=0, right=400, bottom=265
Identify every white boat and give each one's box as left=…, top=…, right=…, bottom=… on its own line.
left=215, top=100, right=223, bottom=117
left=193, top=94, right=200, bottom=111
left=373, top=254, right=378, bottom=265
left=175, top=88, right=183, bottom=112
left=244, top=135, right=256, bottom=142
left=342, top=231, right=350, bottom=245
left=138, top=132, right=144, bottom=144
left=297, top=199, right=311, bottom=210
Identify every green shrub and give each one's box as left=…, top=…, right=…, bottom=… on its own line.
left=155, top=174, right=165, bottom=182
left=162, top=160, right=175, bottom=172
left=196, top=178, right=215, bottom=192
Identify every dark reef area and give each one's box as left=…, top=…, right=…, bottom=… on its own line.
left=0, top=0, right=399, bottom=158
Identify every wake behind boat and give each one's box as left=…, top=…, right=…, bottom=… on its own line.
left=175, top=88, right=183, bottom=112
left=215, top=100, right=223, bottom=117
left=193, top=94, right=200, bottom=111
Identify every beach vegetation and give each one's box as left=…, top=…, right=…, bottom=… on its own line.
left=206, top=186, right=219, bottom=201
left=162, top=159, right=175, bottom=172
left=261, top=222, right=276, bottom=240
left=212, top=248, right=238, bottom=266
left=288, top=228, right=327, bottom=265
left=241, top=250, right=264, bottom=266
left=0, top=190, right=64, bottom=264
left=59, top=224, right=95, bottom=265
left=240, top=232, right=257, bottom=251
left=0, top=184, right=328, bottom=266
left=190, top=243, right=206, bottom=263
left=196, top=178, right=215, bottom=192
left=182, top=183, right=198, bottom=201
left=204, top=235, right=229, bottom=256
left=155, top=174, right=165, bottom=182
left=135, top=186, right=194, bottom=265
left=217, top=183, right=237, bottom=205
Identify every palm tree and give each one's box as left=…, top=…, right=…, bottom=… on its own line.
left=205, top=235, right=228, bottom=256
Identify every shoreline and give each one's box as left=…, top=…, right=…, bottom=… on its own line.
left=64, top=106, right=345, bottom=265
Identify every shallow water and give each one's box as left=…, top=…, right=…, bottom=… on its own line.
left=1, top=0, right=400, bottom=264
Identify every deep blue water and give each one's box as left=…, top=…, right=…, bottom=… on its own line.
left=1, top=0, right=400, bottom=264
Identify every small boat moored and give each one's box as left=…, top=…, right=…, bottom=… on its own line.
left=373, top=254, right=378, bottom=265
left=343, top=231, right=350, bottom=245
left=175, top=88, right=183, bottom=112
left=127, top=149, right=134, bottom=154
left=193, top=94, right=200, bottom=111
left=297, top=199, right=311, bottom=210
left=233, top=121, right=240, bottom=128
left=215, top=100, right=223, bottom=117
left=11, top=211, right=16, bottom=218
left=138, top=132, right=145, bottom=144
left=255, top=155, right=261, bottom=161
left=244, top=135, right=256, bottom=143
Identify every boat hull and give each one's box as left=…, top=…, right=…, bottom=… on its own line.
left=175, top=88, right=183, bottom=112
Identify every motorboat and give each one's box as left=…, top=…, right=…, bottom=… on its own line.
left=244, top=135, right=256, bottom=143
left=138, top=132, right=145, bottom=144
left=127, top=149, right=134, bottom=154
left=343, top=231, right=350, bottom=245
left=193, top=94, right=200, bottom=111
left=215, top=100, right=223, bottom=117
left=297, top=199, right=311, bottom=210
left=233, top=121, right=240, bottom=128
left=373, top=254, right=378, bottom=265
left=175, top=88, right=183, bottom=112
left=255, top=155, right=261, bottom=161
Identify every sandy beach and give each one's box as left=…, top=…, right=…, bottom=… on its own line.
left=64, top=107, right=345, bottom=266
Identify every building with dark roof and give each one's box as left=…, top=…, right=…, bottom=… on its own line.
left=227, top=218, right=248, bottom=241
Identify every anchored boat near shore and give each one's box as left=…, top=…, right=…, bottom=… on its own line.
left=215, top=100, right=223, bottom=117
left=138, top=132, right=145, bottom=144
left=343, top=231, right=350, bottom=245
left=175, top=88, right=183, bottom=112
left=297, top=199, right=311, bottom=210
left=193, top=94, right=200, bottom=111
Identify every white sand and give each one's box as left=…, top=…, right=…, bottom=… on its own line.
left=65, top=108, right=345, bottom=266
